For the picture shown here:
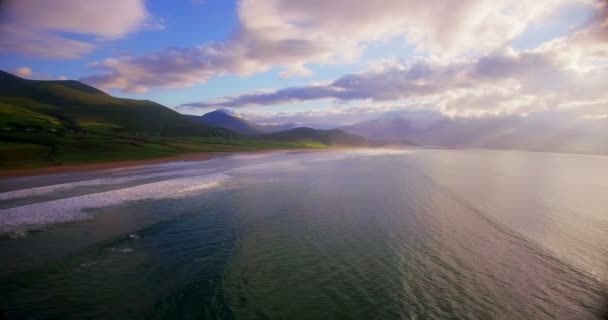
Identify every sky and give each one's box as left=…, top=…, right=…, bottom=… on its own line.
left=1, top=0, right=607, bottom=127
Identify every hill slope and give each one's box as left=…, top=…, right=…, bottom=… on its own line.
left=261, top=127, right=368, bottom=146
left=0, top=70, right=232, bottom=137
left=0, top=71, right=371, bottom=170
left=187, top=110, right=265, bottom=136
left=0, top=71, right=250, bottom=169
left=259, top=123, right=299, bottom=133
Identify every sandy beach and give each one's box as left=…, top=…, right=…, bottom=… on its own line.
left=0, top=152, right=218, bottom=180
left=0, top=147, right=381, bottom=180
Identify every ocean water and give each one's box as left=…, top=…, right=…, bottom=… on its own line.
left=0, top=149, right=606, bottom=319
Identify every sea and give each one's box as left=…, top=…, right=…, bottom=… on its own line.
left=0, top=149, right=606, bottom=319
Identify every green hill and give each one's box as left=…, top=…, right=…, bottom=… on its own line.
left=261, top=127, right=369, bottom=146
left=0, top=71, right=371, bottom=171
left=0, top=71, right=270, bottom=170
left=0, top=70, right=231, bottom=137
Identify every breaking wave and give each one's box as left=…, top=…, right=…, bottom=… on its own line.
left=0, top=173, right=230, bottom=233
left=0, top=168, right=216, bottom=201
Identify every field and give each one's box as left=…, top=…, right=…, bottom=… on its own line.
left=0, top=71, right=341, bottom=172
left=0, top=131, right=326, bottom=171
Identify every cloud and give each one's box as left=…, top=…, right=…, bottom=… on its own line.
left=12, top=67, right=33, bottom=78
left=0, top=24, right=94, bottom=58
left=0, top=0, right=150, bottom=58
left=7, top=68, right=71, bottom=81
left=183, top=2, right=608, bottom=119
left=179, top=52, right=536, bottom=109
left=232, top=103, right=418, bottom=128
left=82, top=0, right=585, bottom=93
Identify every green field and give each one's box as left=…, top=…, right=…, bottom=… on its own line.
left=0, top=70, right=353, bottom=172
left=0, top=131, right=327, bottom=170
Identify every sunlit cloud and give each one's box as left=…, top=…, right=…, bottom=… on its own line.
left=182, top=1, right=608, bottom=120
left=81, top=0, right=587, bottom=93
left=12, top=67, right=33, bottom=78
left=0, top=0, right=151, bottom=58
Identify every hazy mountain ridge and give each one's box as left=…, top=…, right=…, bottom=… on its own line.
left=188, top=109, right=370, bottom=146
left=342, top=111, right=608, bottom=155
left=0, top=71, right=370, bottom=169
left=259, top=123, right=299, bottom=133
left=189, top=108, right=370, bottom=146
left=261, top=127, right=369, bottom=146
left=187, top=110, right=299, bottom=135
left=187, top=110, right=266, bottom=136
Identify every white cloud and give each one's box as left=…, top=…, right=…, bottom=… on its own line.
left=82, top=0, right=588, bottom=93
left=182, top=8, right=608, bottom=119
left=0, top=0, right=150, bottom=58
left=232, top=103, right=406, bottom=128
left=8, top=68, right=73, bottom=81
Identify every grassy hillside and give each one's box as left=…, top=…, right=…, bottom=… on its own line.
left=0, top=71, right=232, bottom=137
left=0, top=132, right=327, bottom=170
left=261, top=127, right=369, bottom=146
left=0, top=71, right=372, bottom=171
left=0, top=71, right=312, bottom=170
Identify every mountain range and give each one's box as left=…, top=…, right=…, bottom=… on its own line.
left=0, top=70, right=231, bottom=138
left=341, top=110, right=608, bottom=155
left=0, top=70, right=370, bottom=170
left=187, top=110, right=265, bottom=136
left=187, top=109, right=298, bottom=136
left=262, top=127, right=368, bottom=146
left=187, top=109, right=366, bottom=146
left=2, top=66, right=606, bottom=171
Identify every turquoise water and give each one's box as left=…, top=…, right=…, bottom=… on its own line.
left=0, top=149, right=606, bottom=319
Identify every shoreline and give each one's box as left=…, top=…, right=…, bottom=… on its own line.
left=0, top=146, right=416, bottom=180
left=0, top=147, right=359, bottom=180
left=0, top=152, right=220, bottom=180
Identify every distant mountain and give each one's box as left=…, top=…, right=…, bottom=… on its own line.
left=188, top=109, right=300, bottom=135
left=259, top=123, right=299, bottom=133
left=188, top=109, right=369, bottom=146
left=0, top=70, right=233, bottom=138
left=341, top=117, right=419, bottom=146
left=341, top=116, right=428, bottom=146
left=187, top=110, right=265, bottom=136
left=0, top=70, right=374, bottom=170
left=261, top=127, right=369, bottom=146
left=342, top=110, right=608, bottom=155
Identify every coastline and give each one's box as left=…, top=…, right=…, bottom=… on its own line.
left=0, top=152, right=218, bottom=180
left=0, top=146, right=411, bottom=180
left=0, top=148, right=337, bottom=180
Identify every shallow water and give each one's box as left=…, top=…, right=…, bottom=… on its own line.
left=0, top=149, right=606, bottom=319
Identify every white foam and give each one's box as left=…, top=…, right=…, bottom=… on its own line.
left=180, top=181, right=223, bottom=193
left=0, top=149, right=415, bottom=232
left=226, top=160, right=306, bottom=174
left=227, top=152, right=285, bottom=160
left=110, top=248, right=133, bottom=254
left=0, top=173, right=230, bottom=232
left=0, top=168, right=215, bottom=201
left=226, top=148, right=415, bottom=174
left=317, top=148, right=415, bottom=158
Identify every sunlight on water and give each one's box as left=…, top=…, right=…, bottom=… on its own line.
left=0, top=149, right=606, bottom=319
